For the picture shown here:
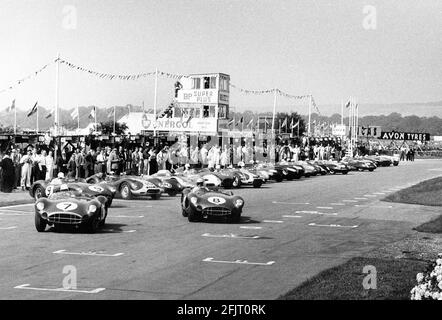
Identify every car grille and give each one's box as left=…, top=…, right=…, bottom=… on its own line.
left=146, top=188, right=161, bottom=194
left=48, top=212, right=82, bottom=225
left=203, top=207, right=231, bottom=216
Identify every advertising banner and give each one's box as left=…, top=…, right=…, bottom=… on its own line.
left=357, top=126, right=382, bottom=138
left=142, top=116, right=218, bottom=133
left=380, top=131, right=430, bottom=141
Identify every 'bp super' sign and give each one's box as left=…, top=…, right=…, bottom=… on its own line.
left=380, top=131, right=430, bottom=141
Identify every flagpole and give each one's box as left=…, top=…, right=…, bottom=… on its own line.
left=341, top=98, right=344, bottom=126
left=36, top=104, right=39, bottom=134
left=94, top=107, right=97, bottom=132
left=271, top=89, right=277, bottom=138
left=308, top=95, right=312, bottom=137
left=55, top=53, right=60, bottom=136
left=14, top=102, right=17, bottom=135
left=113, top=106, right=116, bottom=134
left=77, top=106, right=80, bottom=135
left=153, top=68, right=158, bottom=140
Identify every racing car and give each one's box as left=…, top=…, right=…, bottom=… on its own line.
left=29, top=178, right=115, bottom=207
left=86, top=173, right=163, bottom=200
left=34, top=188, right=108, bottom=233
left=316, top=160, right=349, bottom=174
left=181, top=183, right=245, bottom=223
left=340, top=158, right=376, bottom=172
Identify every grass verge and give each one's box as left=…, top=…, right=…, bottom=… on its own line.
left=279, top=257, right=427, bottom=300
left=384, top=176, right=442, bottom=206
left=414, top=215, right=442, bottom=233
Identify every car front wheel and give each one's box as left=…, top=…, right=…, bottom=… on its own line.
left=34, top=186, right=45, bottom=200
left=120, top=183, right=133, bottom=200
left=34, top=212, right=46, bottom=232
left=188, top=209, right=202, bottom=222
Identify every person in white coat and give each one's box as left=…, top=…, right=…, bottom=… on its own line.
left=45, top=150, right=54, bottom=181
left=20, top=149, right=33, bottom=190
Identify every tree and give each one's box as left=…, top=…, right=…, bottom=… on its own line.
left=99, top=121, right=128, bottom=135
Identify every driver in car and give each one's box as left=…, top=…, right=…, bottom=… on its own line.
left=191, top=178, right=209, bottom=193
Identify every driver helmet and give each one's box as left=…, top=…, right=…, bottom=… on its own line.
left=238, top=161, right=245, bottom=167
left=185, top=163, right=190, bottom=169
left=57, top=172, right=65, bottom=179
left=196, top=178, right=205, bottom=187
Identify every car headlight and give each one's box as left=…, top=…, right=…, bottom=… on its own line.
left=88, top=204, right=97, bottom=213
left=235, top=199, right=244, bottom=207
left=161, top=182, right=172, bottom=189
left=108, top=186, right=116, bottom=193
left=190, top=197, right=198, bottom=205
left=36, top=202, right=45, bottom=211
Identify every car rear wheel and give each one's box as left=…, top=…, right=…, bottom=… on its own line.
left=342, top=170, right=348, bottom=175
left=34, top=186, right=45, bottom=200
left=151, top=194, right=161, bottom=200
left=34, top=212, right=46, bottom=232
left=120, top=183, right=133, bottom=200
left=167, top=190, right=178, bottom=197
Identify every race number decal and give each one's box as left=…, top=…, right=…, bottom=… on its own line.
left=56, top=202, right=78, bottom=211
left=88, top=185, right=104, bottom=192
left=207, top=197, right=226, bottom=205
left=45, top=185, right=54, bottom=196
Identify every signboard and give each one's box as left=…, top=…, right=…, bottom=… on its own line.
left=177, top=89, right=219, bottom=104
left=380, top=131, right=430, bottom=141
left=332, top=125, right=346, bottom=136
left=142, top=116, right=217, bottom=133
left=357, top=126, right=382, bottom=138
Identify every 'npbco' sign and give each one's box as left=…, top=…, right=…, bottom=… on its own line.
left=380, top=131, right=430, bottom=141
left=142, top=116, right=217, bottom=133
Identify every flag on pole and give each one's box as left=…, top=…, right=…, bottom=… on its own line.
left=107, top=107, right=114, bottom=118
left=227, top=118, right=234, bottom=126
left=281, top=117, right=287, bottom=128
left=71, top=108, right=79, bottom=120
left=345, top=100, right=351, bottom=108
left=27, top=101, right=38, bottom=117
left=6, top=99, right=15, bottom=113
left=246, top=118, right=253, bottom=128
left=88, top=106, right=96, bottom=120
left=236, top=116, right=243, bottom=126
left=45, top=109, right=53, bottom=119
left=292, top=120, right=299, bottom=129
left=290, top=118, right=294, bottom=129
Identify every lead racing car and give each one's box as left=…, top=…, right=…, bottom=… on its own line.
left=34, top=188, right=108, bottom=233
left=181, top=180, right=245, bottom=223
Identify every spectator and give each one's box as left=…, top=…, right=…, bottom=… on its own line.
left=0, top=153, right=15, bottom=193
left=20, top=149, right=33, bottom=190
left=45, top=150, right=54, bottom=181
left=67, top=153, right=77, bottom=179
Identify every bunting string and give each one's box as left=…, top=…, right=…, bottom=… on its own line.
left=0, top=59, right=56, bottom=94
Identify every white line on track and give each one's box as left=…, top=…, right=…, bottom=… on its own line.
left=14, top=284, right=105, bottom=294
left=364, top=195, right=377, bottom=197
left=354, top=197, right=368, bottom=200
left=239, top=226, right=262, bottom=230
left=53, top=249, right=124, bottom=257
left=202, top=233, right=261, bottom=239
left=316, top=206, right=333, bottom=210
left=202, top=257, right=275, bottom=266
left=0, top=212, right=31, bottom=216
left=373, top=192, right=386, bottom=195
left=354, top=205, right=393, bottom=208
left=263, top=220, right=284, bottom=223
left=0, top=204, right=33, bottom=209
left=0, top=226, right=17, bottom=230
left=296, top=211, right=338, bottom=216
left=103, top=229, right=137, bottom=233
left=0, top=209, right=32, bottom=214
left=308, top=223, right=358, bottom=228
left=272, top=201, right=310, bottom=205
left=282, top=215, right=303, bottom=218
left=330, top=203, right=346, bottom=206
left=342, top=200, right=358, bottom=202
left=112, top=215, right=144, bottom=218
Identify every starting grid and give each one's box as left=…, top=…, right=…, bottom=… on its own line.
left=2, top=181, right=409, bottom=296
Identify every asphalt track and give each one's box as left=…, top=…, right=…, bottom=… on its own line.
left=1, top=159, right=442, bottom=300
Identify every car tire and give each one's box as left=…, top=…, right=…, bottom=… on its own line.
left=188, top=209, right=201, bottom=222
left=253, top=180, right=263, bottom=188
left=34, top=212, right=46, bottom=232
left=167, top=190, right=178, bottom=197
left=230, top=211, right=241, bottom=223
left=120, top=182, right=133, bottom=200
left=232, top=176, right=241, bottom=188
left=342, top=171, right=348, bottom=175
left=275, top=175, right=283, bottom=182
left=369, top=168, right=374, bottom=172
left=151, top=194, right=161, bottom=200
left=34, top=186, right=45, bottom=200
left=86, top=217, right=100, bottom=233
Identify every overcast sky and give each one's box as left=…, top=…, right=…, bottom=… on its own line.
left=0, top=0, right=441, bottom=115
